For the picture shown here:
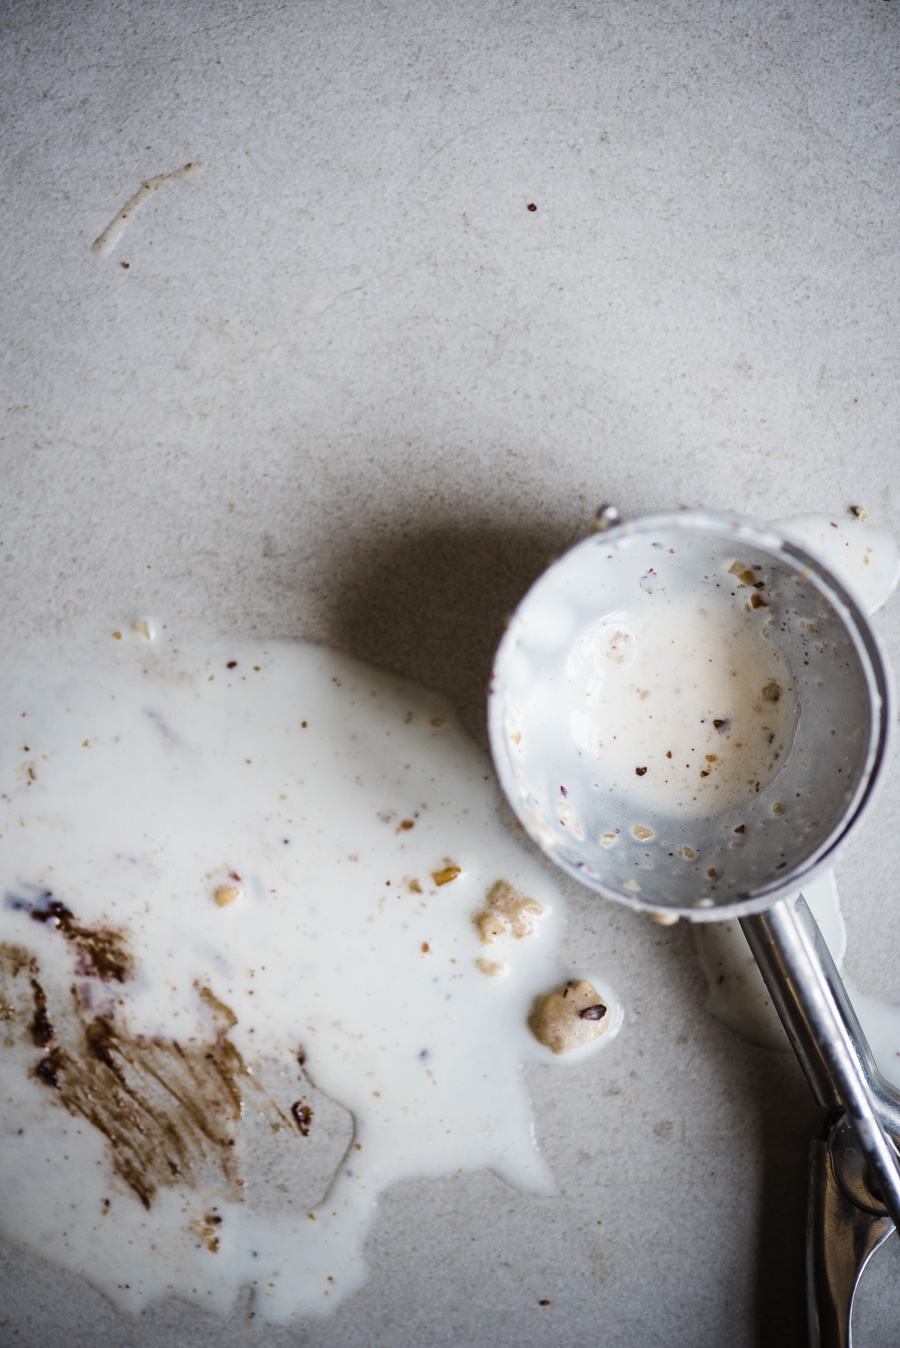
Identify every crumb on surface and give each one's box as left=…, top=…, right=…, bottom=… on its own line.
left=529, top=979, right=609, bottom=1054
left=474, top=880, right=543, bottom=943
left=214, top=884, right=241, bottom=907
left=432, top=865, right=461, bottom=886
left=727, top=562, right=759, bottom=586
left=475, top=957, right=506, bottom=977
left=649, top=909, right=679, bottom=926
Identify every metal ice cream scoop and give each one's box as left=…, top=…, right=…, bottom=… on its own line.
left=488, top=508, right=900, bottom=1347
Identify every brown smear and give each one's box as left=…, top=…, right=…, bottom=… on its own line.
left=0, top=938, right=288, bottom=1213
left=30, top=976, right=55, bottom=1046
left=29, top=898, right=133, bottom=983
left=0, top=942, right=38, bottom=982
left=48, top=996, right=249, bottom=1210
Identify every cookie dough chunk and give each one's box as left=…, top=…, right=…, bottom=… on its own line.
left=529, top=979, right=609, bottom=1054
left=474, top=880, right=543, bottom=943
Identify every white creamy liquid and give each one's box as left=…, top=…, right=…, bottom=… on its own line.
left=0, top=628, right=620, bottom=1322
left=777, top=513, right=900, bottom=613
left=694, top=514, right=900, bottom=1081
left=566, top=593, right=797, bottom=816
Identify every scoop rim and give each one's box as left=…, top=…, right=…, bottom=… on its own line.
left=487, top=508, right=893, bottom=923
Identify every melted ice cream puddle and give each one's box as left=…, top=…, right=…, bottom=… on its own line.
left=694, top=514, right=900, bottom=1086
left=0, top=630, right=620, bottom=1322
left=567, top=593, right=797, bottom=815
left=498, top=533, right=808, bottom=907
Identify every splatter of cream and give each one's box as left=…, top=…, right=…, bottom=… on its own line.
left=0, top=629, right=620, bottom=1322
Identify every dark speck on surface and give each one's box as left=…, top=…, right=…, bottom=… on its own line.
left=35, top=1053, right=62, bottom=1089
left=291, top=1101, right=314, bottom=1136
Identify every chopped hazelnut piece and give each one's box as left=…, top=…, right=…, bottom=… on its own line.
left=529, top=979, right=609, bottom=1054
left=727, top=562, right=759, bottom=586
left=432, top=865, right=461, bottom=886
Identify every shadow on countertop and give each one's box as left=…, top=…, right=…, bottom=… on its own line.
left=750, top=1053, right=821, bottom=1347
left=326, top=515, right=585, bottom=744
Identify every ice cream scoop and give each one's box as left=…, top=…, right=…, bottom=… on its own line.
left=489, top=508, right=900, bottom=1341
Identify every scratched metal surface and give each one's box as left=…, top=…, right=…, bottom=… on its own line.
left=1, top=2, right=900, bottom=1344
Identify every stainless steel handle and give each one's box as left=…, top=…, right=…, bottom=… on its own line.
left=741, top=894, right=900, bottom=1225
left=741, top=893, right=900, bottom=1347
left=806, top=1116, right=893, bottom=1348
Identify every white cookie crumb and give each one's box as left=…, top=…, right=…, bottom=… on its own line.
left=649, top=909, right=679, bottom=926
left=475, top=957, right=506, bottom=977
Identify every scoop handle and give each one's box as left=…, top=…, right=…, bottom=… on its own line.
left=740, top=894, right=900, bottom=1229
left=806, top=1117, right=893, bottom=1348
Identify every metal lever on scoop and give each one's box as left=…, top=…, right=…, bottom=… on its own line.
left=806, top=1112, right=893, bottom=1348
left=741, top=893, right=900, bottom=1346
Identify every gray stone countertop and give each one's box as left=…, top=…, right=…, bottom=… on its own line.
left=1, top=2, right=899, bottom=1343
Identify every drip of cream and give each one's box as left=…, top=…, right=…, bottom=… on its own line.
left=693, top=513, right=900, bottom=1083
left=0, top=629, right=620, bottom=1322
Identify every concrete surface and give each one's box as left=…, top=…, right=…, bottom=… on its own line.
left=1, top=2, right=899, bottom=1343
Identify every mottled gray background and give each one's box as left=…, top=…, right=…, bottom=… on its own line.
left=2, top=1, right=899, bottom=1343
